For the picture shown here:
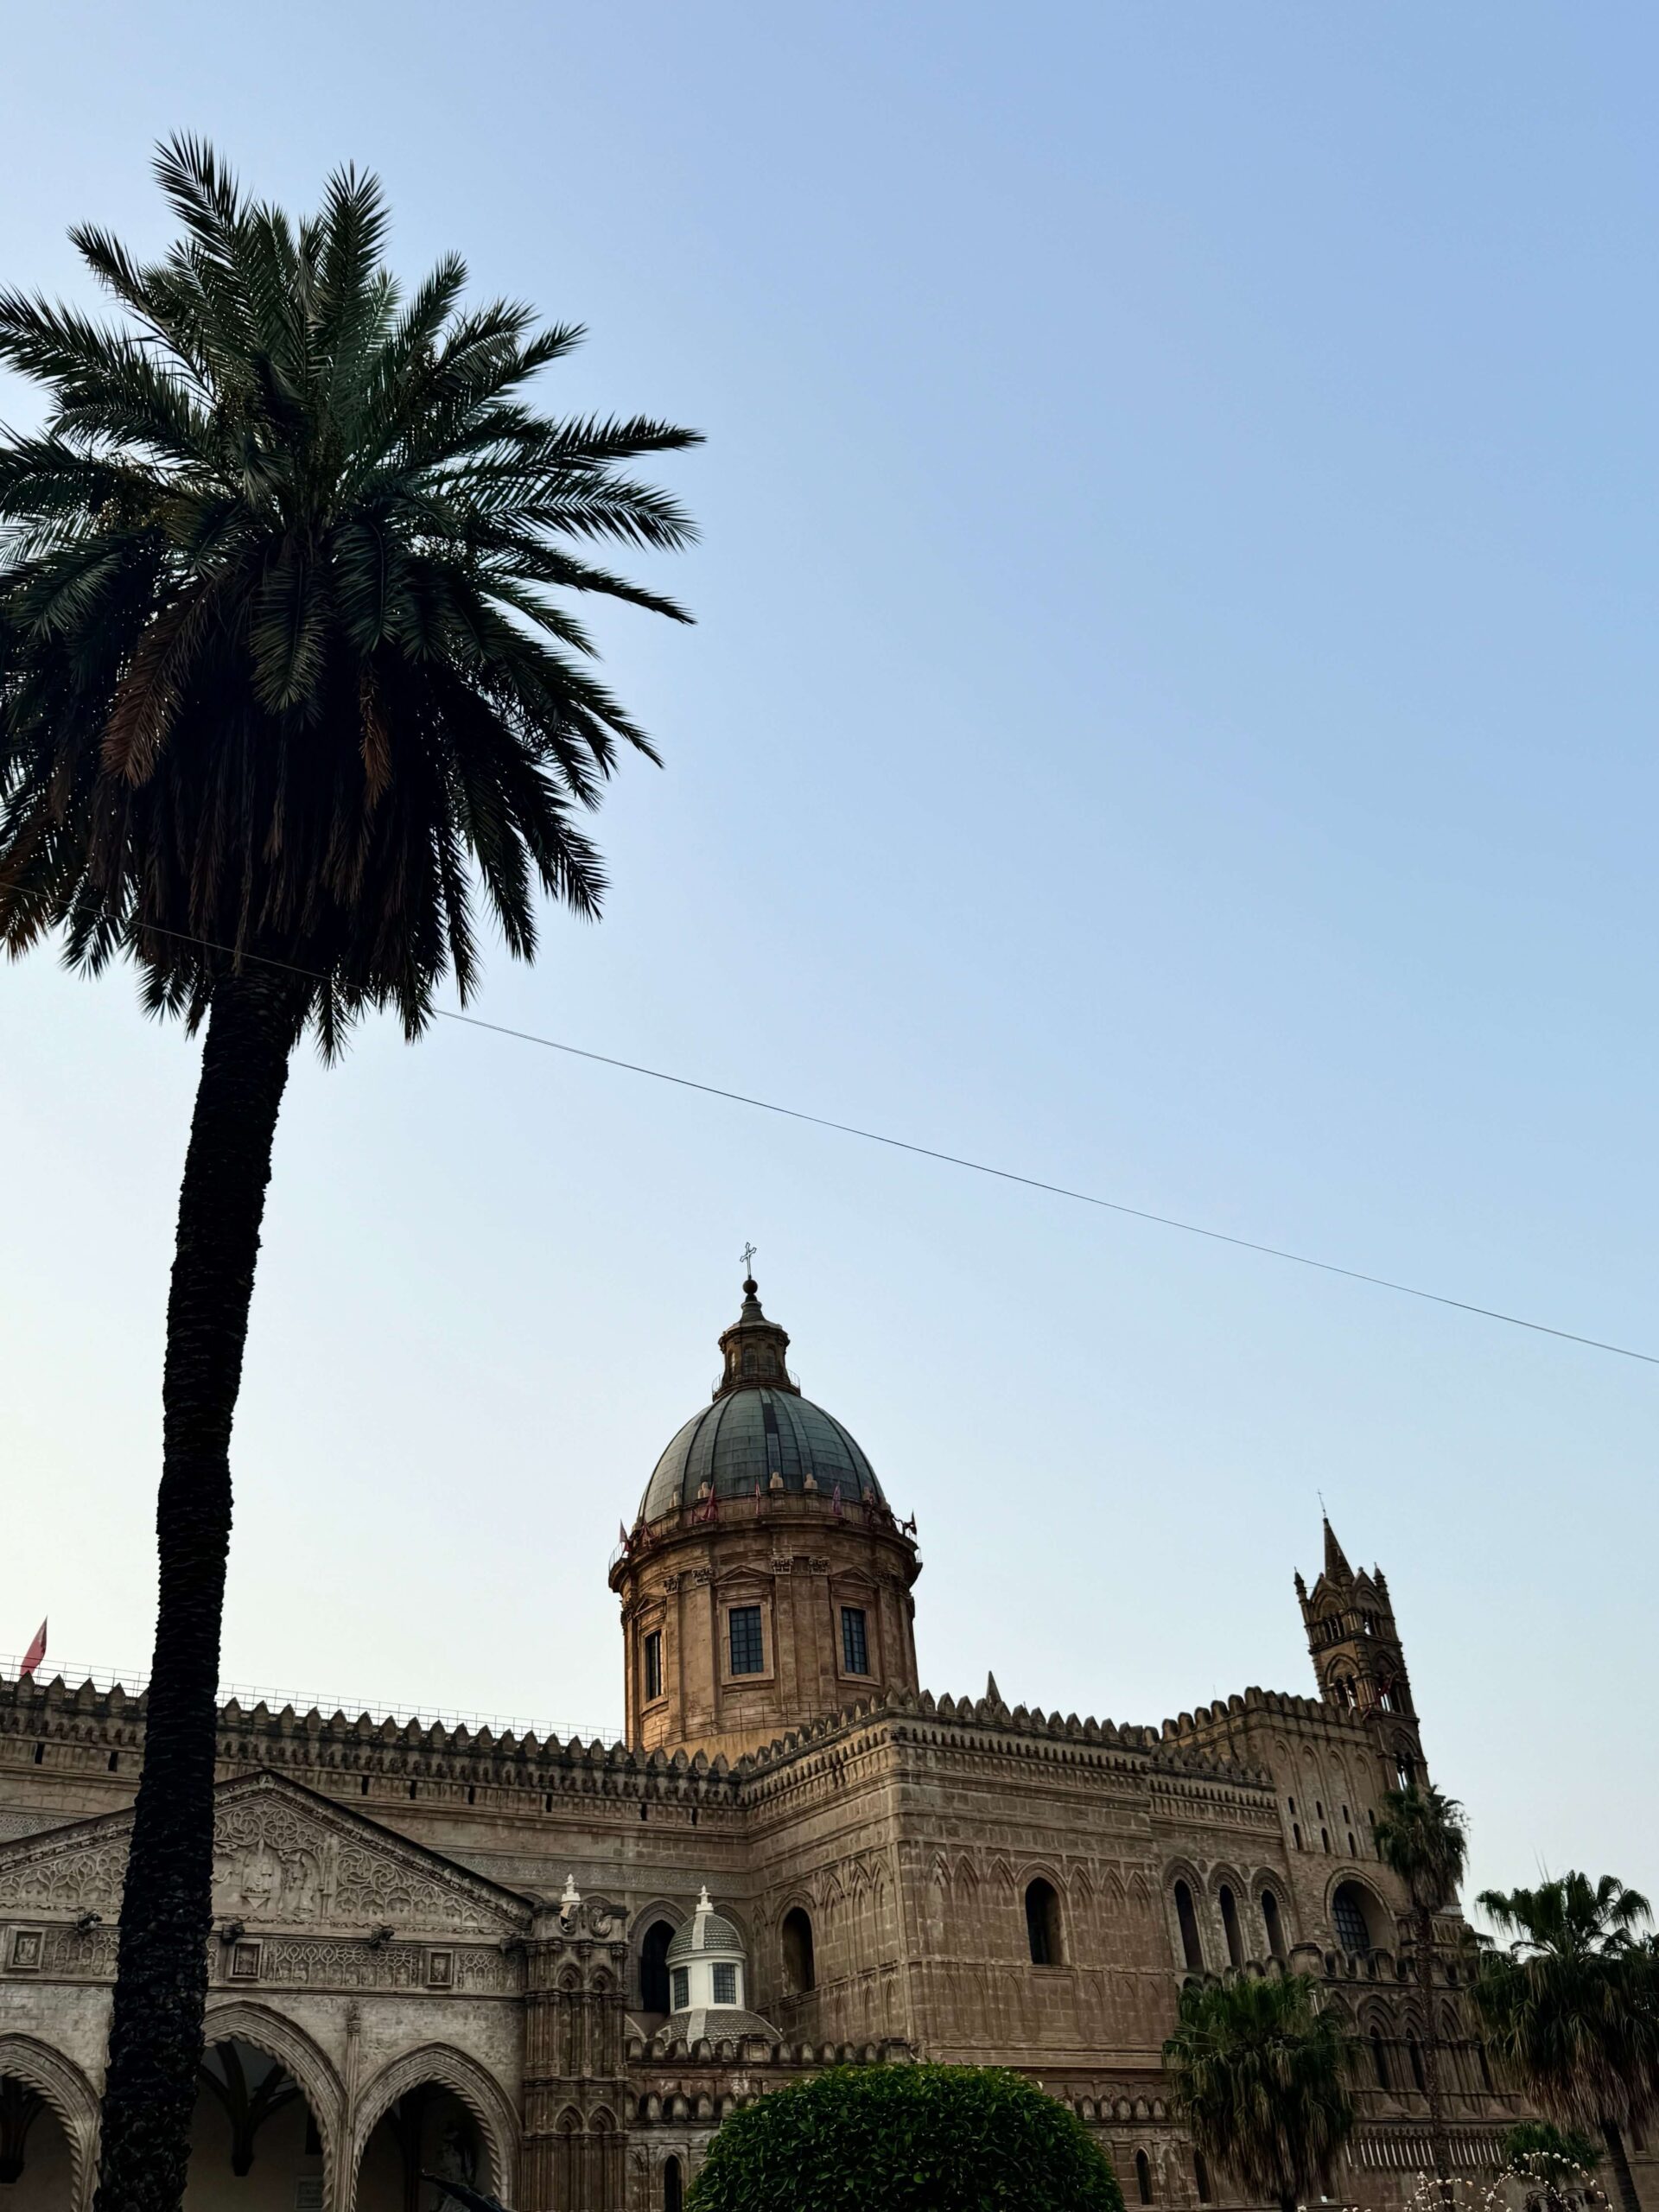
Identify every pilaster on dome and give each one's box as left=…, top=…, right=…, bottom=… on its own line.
left=714, top=1275, right=799, bottom=1400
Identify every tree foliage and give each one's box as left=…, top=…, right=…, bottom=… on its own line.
left=1372, top=1782, right=1469, bottom=2197
left=0, top=133, right=700, bottom=1046
left=1502, top=2121, right=1604, bottom=2177
left=1162, top=1973, right=1355, bottom=2212
left=1472, top=1874, right=1659, bottom=2212
left=1372, top=1784, right=1468, bottom=1914
left=685, top=2064, right=1125, bottom=2212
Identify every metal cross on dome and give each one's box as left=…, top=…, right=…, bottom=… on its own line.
left=741, top=1242, right=758, bottom=1276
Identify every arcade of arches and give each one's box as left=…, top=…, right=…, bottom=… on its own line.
left=0, top=1287, right=1644, bottom=2211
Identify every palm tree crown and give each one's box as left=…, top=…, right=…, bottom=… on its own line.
left=1373, top=1783, right=1468, bottom=1914
left=0, top=135, right=699, bottom=1043
left=1164, top=1973, right=1355, bottom=2212
left=1473, top=1874, right=1659, bottom=2212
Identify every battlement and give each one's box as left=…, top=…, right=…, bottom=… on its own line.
left=733, top=1681, right=1273, bottom=1795
left=0, top=1671, right=741, bottom=1806
left=1159, top=1685, right=1371, bottom=1738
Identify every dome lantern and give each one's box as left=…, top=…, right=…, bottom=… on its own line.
left=715, top=1274, right=797, bottom=1399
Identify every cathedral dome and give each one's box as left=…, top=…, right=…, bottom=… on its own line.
left=637, top=1277, right=887, bottom=1522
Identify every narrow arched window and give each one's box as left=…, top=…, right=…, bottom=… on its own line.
left=1173, top=1880, right=1203, bottom=1973
left=1194, top=2152, right=1211, bottom=2203
left=1395, top=1748, right=1417, bottom=1789
left=1025, top=1878, right=1061, bottom=1967
left=1135, top=2150, right=1154, bottom=2204
left=664, top=2153, right=683, bottom=2212
left=1408, top=2034, right=1426, bottom=2094
left=1261, top=1888, right=1286, bottom=1959
left=782, top=1906, right=816, bottom=1993
left=639, top=1919, right=675, bottom=2014
left=1218, top=1885, right=1243, bottom=1969
left=1370, top=2029, right=1391, bottom=2091
left=1477, top=2043, right=1493, bottom=2094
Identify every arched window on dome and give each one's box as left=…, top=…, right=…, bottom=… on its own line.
left=1025, top=1878, right=1061, bottom=1967
left=1218, top=1885, right=1243, bottom=1969
left=741, top=1344, right=757, bottom=1375
left=1173, top=1879, right=1204, bottom=1974
left=639, top=1919, right=676, bottom=2014
left=782, top=1907, right=816, bottom=1994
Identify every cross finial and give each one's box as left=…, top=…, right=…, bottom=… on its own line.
left=741, top=1242, right=757, bottom=1278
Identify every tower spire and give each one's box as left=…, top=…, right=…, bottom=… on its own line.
left=1322, top=1513, right=1352, bottom=1581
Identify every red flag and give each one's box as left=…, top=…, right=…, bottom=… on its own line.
left=20, top=1620, right=46, bottom=1676
left=619, top=1521, right=629, bottom=1548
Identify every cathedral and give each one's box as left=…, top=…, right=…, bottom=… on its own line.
left=0, top=1275, right=1624, bottom=2210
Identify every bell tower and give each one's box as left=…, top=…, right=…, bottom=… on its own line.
left=1296, top=1516, right=1427, bottom=1787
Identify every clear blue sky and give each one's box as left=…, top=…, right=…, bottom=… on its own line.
left=3, top=3, right=1656, bottom=1910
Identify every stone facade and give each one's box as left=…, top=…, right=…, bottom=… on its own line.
left=0, top=1282, right=1647, bottom=2210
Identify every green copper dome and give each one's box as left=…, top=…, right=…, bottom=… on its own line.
left=637, top=1278, right=887, bottom=1522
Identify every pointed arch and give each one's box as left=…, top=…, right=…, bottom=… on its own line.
left=201, top=1999, right=345, bottom=2196
left=0, top=2034, right=99, bottom=2212
left=350, top=2042, right=519, bottom=2204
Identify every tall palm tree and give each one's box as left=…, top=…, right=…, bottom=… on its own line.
left=1164, top=1972, right=1356, bottom=2212
left=1473, top=1875, right=1659, bottom=2212
left=1373, top=1783, right=1469, bottom=2203
left=0, top=138, right=698, bottom=2212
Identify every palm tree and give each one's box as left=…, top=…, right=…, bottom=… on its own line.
left=1373, top=1783, right=1469, bottom=2202
left=1472, top=1875, right=1659, bottom=2212
left=1164, top=1972, right=1356, bottom=2212
left=0, top=139, right=697, bottom=2212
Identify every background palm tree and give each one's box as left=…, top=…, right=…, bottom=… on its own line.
left=1373, top=1782, right=1470, bottom=2202
left=1163, top=1972, right=1356, bottom=2212
left=1473, top=1875, right=1659, bottom=2212
left=0, top=138, right=697, bottom=2212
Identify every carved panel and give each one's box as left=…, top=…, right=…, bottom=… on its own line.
left=0, top=1777, right=529, bottom=1936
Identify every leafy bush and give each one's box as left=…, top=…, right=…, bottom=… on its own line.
left=1502, top=2120, right=1603, bottom=2177
left=686, top=2063, right=1125, bottom=2212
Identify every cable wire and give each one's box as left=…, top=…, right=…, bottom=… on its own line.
left=6, top=898, right=1657, bottom=1368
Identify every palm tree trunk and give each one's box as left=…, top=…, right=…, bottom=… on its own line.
left=1414, top=1903, right=1456, bottom=2206
left=1599, top=2120, right=1642, bottom=2212
left=93, top=967, right=303, bottom=2212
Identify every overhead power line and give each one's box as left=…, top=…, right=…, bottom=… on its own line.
left=5, top=899, right=1656, bottom=1369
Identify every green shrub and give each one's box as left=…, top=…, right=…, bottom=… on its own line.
left=1502, top=2120, right=1602, bottom=2177
left=686, top=2063, right=1125, bottom=2212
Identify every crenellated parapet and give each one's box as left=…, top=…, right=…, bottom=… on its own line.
left=0, top=1669, right=750, bottom=1820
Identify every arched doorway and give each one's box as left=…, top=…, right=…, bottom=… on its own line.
left=355, top=2083, right=494, bottom=2212
left=0, top=2073, right=76, bottom=2210
left=186, top=2036, right=323, bottom=2208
